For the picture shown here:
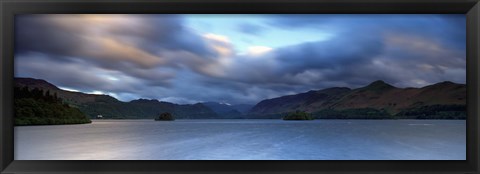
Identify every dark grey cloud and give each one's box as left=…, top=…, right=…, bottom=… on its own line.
left=15, top=15, right=218, bottom=87
left=273, top=33, right=383, bottom=73
left=15, top=14, right=466, bottom=105
left=206, top=31, right=385, bottom=86
left=219, top=19, right=463, bottom=102
left=187, top=15, right=466, bottom=102
left=16, top=15, right=216, bottom=61
left=134, top=15, right=217, bottom=58
left=268, top=14, right=466, bottom=50
left=15, top=15, right=82, bottom=59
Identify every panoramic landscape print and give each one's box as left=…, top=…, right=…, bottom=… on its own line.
left=14, top=14, right=466, bottom=160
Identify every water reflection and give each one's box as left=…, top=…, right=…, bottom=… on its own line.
left=15, top=119, right=466, bottom=160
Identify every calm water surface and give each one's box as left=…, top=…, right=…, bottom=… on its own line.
left=15, top=119, right=465, bottom=160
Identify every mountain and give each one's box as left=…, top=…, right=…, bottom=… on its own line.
left=202, top=102, right=236, bottom=114
left=230, top=104, right=254, bottom=113
left=15, top=77, right=466, bottom=120
left=331, top=80, right=465, bottom=112
left=15, top=77, right=115, bottom=104
left=201, top=102, right=253, bottom=118
left=14, top=77, right=219, bottom=119
left=250, top=87, right=351, bottom=114
left=249, top=80, right=466, bottom=119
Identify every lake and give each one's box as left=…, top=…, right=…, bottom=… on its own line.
left=15, top=119, right=465, bottom=160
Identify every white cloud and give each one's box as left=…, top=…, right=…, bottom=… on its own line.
left=203, top=33, right=234, bottom=58
left=244, top=46, right=273, bottom=56
left=160, top=97, right=202, bottom=104
left=203, top=33, right=230, bottom=43
left=58, top=86, right=79, bottom=92
left=91, top=90, right=104, bottom=95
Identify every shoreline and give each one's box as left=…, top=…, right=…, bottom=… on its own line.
left=15, top=118, right=466, bottom=126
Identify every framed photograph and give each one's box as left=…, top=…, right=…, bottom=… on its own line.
left=1, top=0, right=479, bottom=173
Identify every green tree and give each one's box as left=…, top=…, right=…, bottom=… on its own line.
left=283, top=110, right=314, bottom=120
left=14, top=86, right=92, bottom=126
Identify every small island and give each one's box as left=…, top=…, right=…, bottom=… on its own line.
left=283, top=110, right=314, bottom=120
left=154, top=112, right=175, bottom=121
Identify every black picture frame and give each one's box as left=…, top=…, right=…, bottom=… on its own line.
left=1, top=0, right=479, bottom=173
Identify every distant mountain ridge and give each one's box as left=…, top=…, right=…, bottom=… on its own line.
left=15, top=77, right=466, bottom=120
left=249, top=80, right=466, bottom=119
left=15, top=77, right=219, bottom=119
left=201, top=102, right=253, bottom=118
left=15, top=77, right=114, bottom=104
left=249, top=87, right=351, bottom=114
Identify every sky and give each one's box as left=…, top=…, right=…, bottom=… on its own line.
left=14, top=14, right=466, bottom=105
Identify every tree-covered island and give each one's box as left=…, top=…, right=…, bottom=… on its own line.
left=154, top=112, right=175, bottom=121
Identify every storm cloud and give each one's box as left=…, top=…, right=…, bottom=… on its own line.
left=15, top=14, right=466, bottom=104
